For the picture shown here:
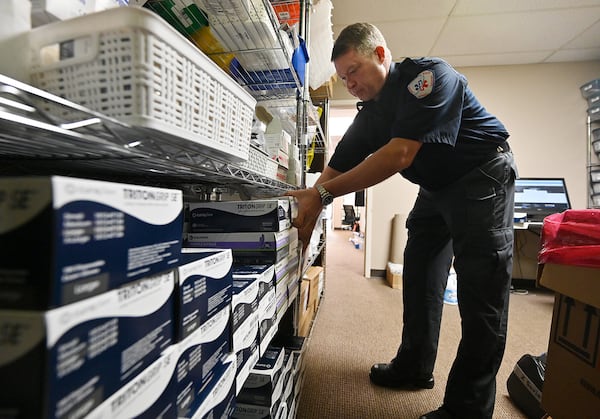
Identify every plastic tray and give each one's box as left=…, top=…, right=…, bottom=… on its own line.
left=581, top=78, right=600, bottom=99
left=588, top=105, right=600, bottom=122
left=27, top=7, right=256, bottom=162
left=230, top=38, right=308, bottom=90
left=239, top=145, right=278, bottom=179
left=592, top=140, right=600, bottom=158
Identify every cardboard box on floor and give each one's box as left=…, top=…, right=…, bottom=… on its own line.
left=298, top=303, right=314, bottom=337
left=536, top=263, right=600, bottom=419
left=297, top=280, right=311, bottom=333
left=298, top=266, right=323, bottom=337
left=303, top=266, right=323, bottom=312
left=386, top=264, right=402, bottom=289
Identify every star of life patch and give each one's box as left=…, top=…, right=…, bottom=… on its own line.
left=408, top=70, right=434, bottom=99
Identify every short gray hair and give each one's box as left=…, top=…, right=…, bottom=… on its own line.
left=331, top=22, right=387, bottom=61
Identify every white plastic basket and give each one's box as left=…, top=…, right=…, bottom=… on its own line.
left=28, top=7, right=256, bottom=162
left=239, top=145, right=278, bottom=179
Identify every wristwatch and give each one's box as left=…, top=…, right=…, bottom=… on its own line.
left=315, top=184, right=334, bottom=206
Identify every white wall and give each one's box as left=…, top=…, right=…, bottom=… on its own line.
left=331, top=60, right=600, bottom=275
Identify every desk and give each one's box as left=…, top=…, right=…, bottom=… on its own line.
left=513, top=221, right=543, bottom=230
left=512, top=222, right=543, bottom=280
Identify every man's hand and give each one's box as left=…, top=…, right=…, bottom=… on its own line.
left=285, top=187, right=323, bottom=252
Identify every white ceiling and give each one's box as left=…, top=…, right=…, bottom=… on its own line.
left=330, top=0, right=600, bottom=67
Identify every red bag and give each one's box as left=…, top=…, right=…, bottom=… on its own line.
left=538, top=209, right=600, bottom=268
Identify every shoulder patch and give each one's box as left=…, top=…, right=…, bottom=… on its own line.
left=407, top=70, right=434, bottom=99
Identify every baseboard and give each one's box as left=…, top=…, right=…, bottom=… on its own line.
left=370, top=269, right=386, bottom=278
left=511, top=278, right=538, bottom=289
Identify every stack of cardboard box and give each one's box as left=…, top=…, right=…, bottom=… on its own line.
left=299, top=265, right=323, bottom=337
left=537, top=263, right=600, bottom=418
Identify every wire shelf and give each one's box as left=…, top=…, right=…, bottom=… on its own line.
left=0, top=74, right=294, bottom=196
left=257, top=97, right=326, bottom=152
left=145, top=0, right=305, bottom=101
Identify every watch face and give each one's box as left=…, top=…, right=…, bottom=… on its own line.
left=317, top=185, right=334, bottom=205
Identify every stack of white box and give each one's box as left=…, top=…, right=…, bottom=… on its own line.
left=264, top=124, right=292, bottom=183
left=233, top=264, right=277, bottom=358
left=233, top=346, right=288, bottom=418
left=233, top=336, right=307, bottom=419
left=0, top=175, right=184, bottom=418
left=84, top=224, right=240, bottom=419
left=281, top=336, right=308, bottom=418
left=171, top=247, right=237, bottom=418
left=184, top=197, right=302, bottom=410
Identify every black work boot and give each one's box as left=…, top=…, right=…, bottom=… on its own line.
left=369, top=363, right=434, bottom=389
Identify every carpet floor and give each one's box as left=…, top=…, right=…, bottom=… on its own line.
left=295, top=228, right=554, bottom=419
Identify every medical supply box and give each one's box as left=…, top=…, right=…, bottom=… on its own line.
left=0, top=175, right=183, bottom=309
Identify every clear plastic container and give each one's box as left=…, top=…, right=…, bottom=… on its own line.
left=581, top=78, right=600, bottom=99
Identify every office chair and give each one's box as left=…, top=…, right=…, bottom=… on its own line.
left=342, top=205, right=360, bottom=232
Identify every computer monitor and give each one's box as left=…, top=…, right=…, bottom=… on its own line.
left=514, top=177, right=572, bottom=221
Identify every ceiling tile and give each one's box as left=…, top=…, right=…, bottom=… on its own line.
left=332, top=19, right=445, bottom=59
left=329, top=0, right=600, bottom=67
left=564, top=19, right=600, bottom=48
left=545, top=47, right=600, bottom=62
left=432, top=9, right=600, bottom=55
left=445, top=51, right=554, bottom=67
left=343, top=18, right=447, bottom=59
left=330, top=0, right=455, bottom=24
left=453, top=0, right=600, bottom=15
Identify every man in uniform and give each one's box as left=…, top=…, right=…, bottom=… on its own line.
left=286, top=22, right=517, bottom=419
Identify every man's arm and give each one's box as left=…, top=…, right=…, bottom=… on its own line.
left=286, top=137, right=421, bottom=248
left=319, top=137, right=421, bottom=197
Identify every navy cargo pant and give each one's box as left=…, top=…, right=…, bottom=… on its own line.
left=392, top=150, right=517, bottom=419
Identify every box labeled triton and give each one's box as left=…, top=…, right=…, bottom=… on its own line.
left=188, top=198, right=295, bottom=233
left=176, top=248, right=233, bottom=341
left=0, top=176, right=183, bottom=309
left=174, top=306, right=232, bottom=418
left=85, top=347, right=178, bottom=419
left=187, top=229, right=290, bottom=264
left=233, top=264, right=275, bottom=302
left=0, top=270, right=175, bottom=419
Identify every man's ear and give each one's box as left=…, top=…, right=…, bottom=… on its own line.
left=375, top=45, right=386, bottom=62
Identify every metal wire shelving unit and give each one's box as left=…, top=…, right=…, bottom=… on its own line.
left=0, top=74, right=294, bottom=199
left=0, top=0, right=330, bottom=198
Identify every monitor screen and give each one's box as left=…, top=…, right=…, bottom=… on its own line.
left=514, top=178, right=572, bottom=221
